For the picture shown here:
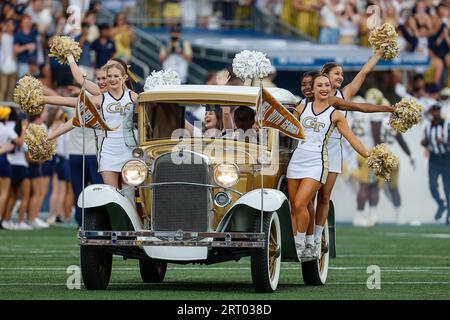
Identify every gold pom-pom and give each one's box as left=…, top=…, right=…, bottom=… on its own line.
left=13, top=76, right=44, bottom=115
left=368, top=23, right=400, bottom=60
left=48, top=36, right=82, bottom=64
left=366, top=144, right=399, bottom=181
left=389, top=97, right=423, bottom=133
left=24, top=124, right=56, bottom=162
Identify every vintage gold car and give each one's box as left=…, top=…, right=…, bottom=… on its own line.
left=78, top=85, right=335, bottom=292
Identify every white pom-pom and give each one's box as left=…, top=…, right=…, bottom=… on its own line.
left=144, top=70, right=181, bottom=91
left=162, top=70, right=181, bottom=85
left=232, top=50, right=272, bottom=80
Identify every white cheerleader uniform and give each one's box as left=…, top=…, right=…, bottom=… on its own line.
left=327, top=89, right=346, bottom=174
left=97, top=90, right=135, bottom=172
left=287, top=102, right=336, bottom=184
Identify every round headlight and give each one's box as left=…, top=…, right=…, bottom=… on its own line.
left=214, top=163, right=239, bottom=188
left=121, top=160, right=148, bottom=186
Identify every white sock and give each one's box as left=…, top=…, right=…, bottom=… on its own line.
left=314, top=225, right=324, bottom=242
left=306, top=235, right=314, bottom=246
left=295, top=232, right=306, bottom=244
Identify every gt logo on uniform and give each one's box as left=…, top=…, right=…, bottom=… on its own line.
left=106, top=102, right=133, bottom=116
left=302, top=116, right=326, bottom=132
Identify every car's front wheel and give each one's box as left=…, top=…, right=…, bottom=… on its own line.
left=139, top=259, right=167, bottom=283
left=80, top=209, right=112, bottom=290
left=250, top=211, right=282, bottom=293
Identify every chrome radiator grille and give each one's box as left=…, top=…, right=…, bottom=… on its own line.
left=152, top=152, right=210, bottom=232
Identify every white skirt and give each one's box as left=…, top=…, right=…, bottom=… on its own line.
left=98, top=137, right=133, bottom=173
left=327, top=137, right=342, bottom=174
left=287, top=148, right=328, bottom=184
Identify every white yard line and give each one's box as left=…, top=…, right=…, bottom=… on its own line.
left=1, top=266, right=450, bottom=272
left=1, top=281, right=450, bottom=287
left=386, top=232, right=450, bottom=239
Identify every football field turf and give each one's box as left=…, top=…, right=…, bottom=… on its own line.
left=0, top=225, right=449, bottom=300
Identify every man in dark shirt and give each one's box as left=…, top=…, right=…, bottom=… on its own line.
left=13, top=14, right=38, bottom=77
left=91, top=24, right=115, bottom=69
left=421, top=104, right=450, bottom=224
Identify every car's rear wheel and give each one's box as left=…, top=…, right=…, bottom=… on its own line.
left=301, top=220, right=329, bottom=285
left=139, top=259, right=167, bottom=283
left=80, top=209, right=112, bottom=290
left=251, top=211, right=281, bottom=293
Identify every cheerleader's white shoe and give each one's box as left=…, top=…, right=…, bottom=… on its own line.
left=352, top=213, right=371, bottom=227
left=295, top=242, right=306, bottom=260
left=301, top=243, right=316, bottom=262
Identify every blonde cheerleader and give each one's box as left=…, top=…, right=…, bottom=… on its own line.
left=287, top=74, right=386, bottom=260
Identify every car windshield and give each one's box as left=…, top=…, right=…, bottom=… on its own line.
left=142, top=102, right=267, bottom=145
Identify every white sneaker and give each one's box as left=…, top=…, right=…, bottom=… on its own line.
left=15, top=221, right=33, bottom=230
left=313, top=238, right=322, bottom=259
left=368, top=213, right=377, bottom=227
left=34, top=217, right=50, bottom=228
left=353, top=213, right=371, bottom=227
left=301, top=243, right=315, bottom=261
left=30, top=219, right=46, bottom=229
left=295, top=241, right=306, bottom=260
left=47, top=215, right=56, bottom=226
left=1, top=220, right=17, bottom=230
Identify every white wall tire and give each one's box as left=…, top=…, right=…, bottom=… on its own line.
left=251, top=211, right=282, bottom=293
left=301, top=221, right=329, bottom=285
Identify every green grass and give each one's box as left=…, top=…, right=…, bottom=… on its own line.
left=1, top=225, right=449, bottom=300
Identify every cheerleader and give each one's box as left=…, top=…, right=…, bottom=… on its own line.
left=88, top=63, right=138, bottom=188
left=0, top=107, right=23, bottom=229
left=3, top=112, right=30, bottom=230
left=287, top=74, right=384, bottom=260
left=42, top=68, right=108, bottom=227
left=41, top=63, right=137, bottom=188
left=42, top=57, right=135, bottom=140
left=299, top=71, right=319, bottom=106
left=311, top=50, right=383, bottom=251
left=47, top=108, right=73, bottom=225
left=27, top=111, right=50, bottom=229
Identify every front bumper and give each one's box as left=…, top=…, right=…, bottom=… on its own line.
left=78, top=230, right=265, bottom=248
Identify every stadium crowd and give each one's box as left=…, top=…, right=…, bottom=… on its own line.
left=0, top=0, right=450, bottom=230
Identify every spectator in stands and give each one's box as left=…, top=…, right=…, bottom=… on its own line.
left=0, top=19, right=17, bottom=102
left=159, top=25, right=192, bottom=83
left=319, top=0, right=341, bottom=44
left=419, top=82, right=442, bottom=113
left=399, top=16, right=446, bottom=85
left=162, top=0, right=182, bottom=27
left=25, top=0, right=53, bottom=35
left=91, top=24, right=116, bottom=69
left=217, top=0, right=234, bottom=28
left=84, top=10, right=100, bottom=43
left=14, top=14, right=38, bottom=78
left=339, top=1, right=360, bottom=44
left=180, top=0, right=197, bottom=28
left=75, top=22, right=94, bottom=81
left=234, top=0, right=253, bottom=28
left=413, top=73, right=426, bottom=97
left=293, top=0, right=320, bottom=40
left=384, top=4, right=399, bottom=27
left=111, top=12, right=135, bottom=63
